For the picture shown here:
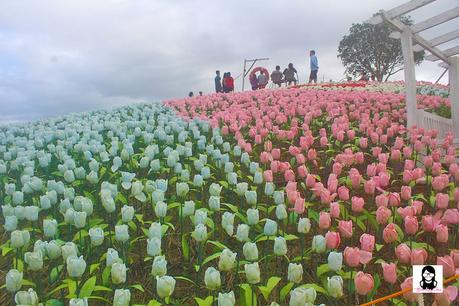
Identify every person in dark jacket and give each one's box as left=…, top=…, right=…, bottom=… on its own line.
left=215, top=70, right=222, bottom=93
left=283, top=63, right=297, bottom=86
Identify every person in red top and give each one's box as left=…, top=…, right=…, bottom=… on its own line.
left=223, top=72, right=234, bottom=93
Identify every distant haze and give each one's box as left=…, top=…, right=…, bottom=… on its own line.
left=1, top=0, right=458, bottom=123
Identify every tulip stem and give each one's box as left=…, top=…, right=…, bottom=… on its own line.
left=251, top=284, right=255, bottom=306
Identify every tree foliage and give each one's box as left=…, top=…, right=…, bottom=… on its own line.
left=337, top=17, right=424, bottom=81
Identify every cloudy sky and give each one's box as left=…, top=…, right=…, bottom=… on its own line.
left=1, top=0, right=458, bottom=123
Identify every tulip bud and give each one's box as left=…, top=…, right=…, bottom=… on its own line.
left=183, top=201, right=195, bottom=217
left=222, top=212, right=235, bottom=236
left=46, top=240, right=62, bottom=260
left=43, top=219, right=58, bottom=238
left=176, top=182, right=189, bottom=198
left=151, top=255, right=167, bottom=277
left=243, top=242, right=258, bottom=261
left=154, top=201, right=168, bottom=218
left=61, top=242, right=78, bottom=261
left=148, top=222, right=162, bottom=239
left=147, top=237, right=162, bottom=256
left=4, top=215, right=17, bottom=232
left=113, top=288, right=131, bottom=306
left=218, top=291, right=235, bottom=306
left=274, top=236, right=287, bottom=256
left=194, top=209, right=207, bottom=226
left=88, top=227, right=104, bottom=246
left=287, top=263, right=303, bottom=284
left=328, top=251, right=343, bottom=271
left=6, top=269, right=23, bottom=292
left=236, top=224, right=250, bottom=242
left=209, top=183, right=222, bottom=196
left=192, top=224, right=207, bottom=242
left=66, top=255, right=86, bottom=278
left=11, top=230, right=30, bottom=249
left=244, top=262, right=260, bottom=284
left=106, top=248, right=122, bottom=267
left=327, top=275, right=344, bottom=298
left=264, top=219, right=277, bottom=236
left=121, top=205, right=135, bottom=223
left=14, top=288, right=39, bottom=305
left=218, top=249, right=237, bottom=271
left=115, top=225, right=129, bottom=242
left=69, top=298, right=89, bottom=306
left=73, top=211, right=87, bottom=229
left=111, top=262, right=127, bottom=284
left=208, top=196, right=220, bottom=211
left=298, top=218, right=311, bottom=234
left=156, top=275, right=176, bottom=298
left=247, top=208, right=259, bottom=225
left=204, top=267, right=221, bottom=290
left=245, top=190, right=257, bottom=206
left=312, top=235, right=326, bottom=253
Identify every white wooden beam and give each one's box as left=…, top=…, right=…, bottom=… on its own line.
left=382, top=12, right=451, bottom=63
left=401, top=27, right=418, bottom=128
left=426, top=45, right=459, bottom=61
left=367, top=0, right=436, bottom=24
left=448, top=56, right=459, bottom=144
left=412, top=7, right=459, bottom=33
left=439, top=62, right=449, bottom=68
left=413, top=29, right=459, bottom=52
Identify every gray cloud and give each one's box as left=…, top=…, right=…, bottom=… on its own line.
left=0, top=0, right=457, bottom=123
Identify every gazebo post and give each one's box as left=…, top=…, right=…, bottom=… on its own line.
left=400, top=26, right=418, bottom=128
left=449, top=56, right=459, bottom=145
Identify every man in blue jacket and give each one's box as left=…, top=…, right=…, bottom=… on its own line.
left=215, top=70, right=222, bottom=93
left=309, top=50, right=319, bottom=84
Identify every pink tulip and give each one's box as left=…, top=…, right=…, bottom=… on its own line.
left=400, top=186, right=411, bottom=201
left=432, top=163, right=442, bottom=176
left=360, top=233, right=375, bottom=252
left=305, top=174, right=316, bottom=188
left=292, top=197, right=305, bottom=214
left=337, top=186, right=349, bottom=201
left=401, top=277, right=417, bottom=302
left=355, top=151, right=364, bottom=164
left=422, top=215, right=441, bottom=232
left=354, top=272, right=374, bottom=295
left=359, top=137, right=368, bottom=149
left=383, top=223, right=398, bottom=243
left=263, top=170, right=273, bottom=182
left=450, top=250, right=459, bottom=268
left=344, top=247, right=360, bottom=267
left=307, top=148, right=317, bottom=160
left=432, top=174, right=449, bottom=191
left=270, top=160, right=280, bottom=173
left=263, top=140, right=272, bottom=152
left=330, top=202, right=340, bottom=218
left=390, top=149, right=401, bottom=161
left=404, top=159, right=415, bottom=171
left=395, top=243, right=411, bottom=264
left=287, top=190, right=298, bottom=204
left=351, top=196, right=365, bottom=213
left=423, top=155, right=433, bottom=168
left=375, top=194, right=389, bottom=208
left=436, top=193, right=450, bottom=209
left=381, top=262, right=397, bottom=284
left=388, top=192, right=401, bottom=207
left=404, top=216, right=418, bottom=235
left=412, top=200, right=423, bottom=214
left=284, top=169, right=295, bottom=182
left=364, top=179, right=376, bottom=195
left=367, top=164, right=377, bottom=177
left=349, top=168, right=361, bottom=189
left=271, top=148, right=281, bottom=160
left=411, top=248, right=427, bottom=265
left=397, top=206, right=416, bottom=219
left=319, top=212, right=331, bottom=229
left=297, top=165, right=308, bottom=178
left=436, top=224, right=449, bottom=243
left=376, top=206, right=391, bottom=225
left=260, top=151, right=271, bottom=164
left=437, top=255, right=456, bottom=277
left=441, top=209, right=459, bottom=225
left=320, top=136, right=328, bottom=147
left=433, top=286, right=458, bottom=306
left=338, top=220, right=353, bottom=239
left=327, top=175, right=338, bottom=193
left=325, top=231, right=341, bottom=249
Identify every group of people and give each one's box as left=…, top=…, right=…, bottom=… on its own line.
left=213, top=50, right=319, bottom=93
left=214, top=71, right=235, bottom=93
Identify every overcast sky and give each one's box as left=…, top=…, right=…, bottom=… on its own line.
left=1, top=0, right=458, bottom=123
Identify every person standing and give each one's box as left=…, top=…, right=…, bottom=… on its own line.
left=309, top=50, right=319, bottom=84
left=257, top=72, right=268, bottom=89
left=271, top=65, right=283, bottom=87
left=215, top=70, right=222, bottom=93
left=224, top=72, right=234, bottom=93
left=250, top=73, right=258, bottom=90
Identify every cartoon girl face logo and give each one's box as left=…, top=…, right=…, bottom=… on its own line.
left=420, top=265, right=437, bottom=290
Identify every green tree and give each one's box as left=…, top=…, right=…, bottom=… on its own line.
left=337, top=17, right=424, bottom=81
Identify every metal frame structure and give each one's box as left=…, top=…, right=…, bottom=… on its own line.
left=241, top=58, right=269, bottom=91
left=368, top=0, right=459, bottom=145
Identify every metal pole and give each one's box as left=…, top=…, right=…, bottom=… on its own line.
left=242, top=59, right=247, bottom=91
left=400, top=27, right=418, bottom=128
left=449, top=56, right=459, bottom=145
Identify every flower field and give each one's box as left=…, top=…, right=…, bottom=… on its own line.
left=1, top=83, right=458, bottom=305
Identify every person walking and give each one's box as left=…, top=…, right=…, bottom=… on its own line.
left=309, top=50, right=319, bottom=84
left=215, top=70, right=222, bottom=93
left=283, top=63, right=297, bottom=86
left=271, top=65, right=283, bottom=87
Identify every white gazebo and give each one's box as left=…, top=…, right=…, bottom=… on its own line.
left=368, top=0, right=459, bottom=146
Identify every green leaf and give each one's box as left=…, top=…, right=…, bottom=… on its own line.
left=116, top=192, right=127, bottom=204
left=258, top=276, right=281, bottom=301
left=93, top=285, right=113, bottom=292
left=45, top=299, right=64, bottom=306
left=46, top=283, right=68, bottom=297
left=66, top=279, right=77, bottom=298
left=2, top=246, right=13, bottom=256
left=90, top=263, right=101, bottom=274
left=147, top=299, right=162, bottom=306
left=130, top=284, right=145, bottom=292
left=202, top=252, right=222, bottom=267
left=280, top=282, right=294, bottom=302
left=207, top=240, right=229, bottom=250
left=368, top=273, right=381, bottom=300
left=194, top=296, right=214, bottom=306
left=80, top=276, right=97, bottom=297
left=300, top=283, right=328, bottom=295
left=240, top=283, right=257, bottom=306
left=317, top=263, right=330, bottom=277
left=102, top=266, right=111, bottom=286
left=182, top=235, right=190, bottom=261
left=175, top=276, right=196, bottom=285
left=284, top=234, right=299, bottom=241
